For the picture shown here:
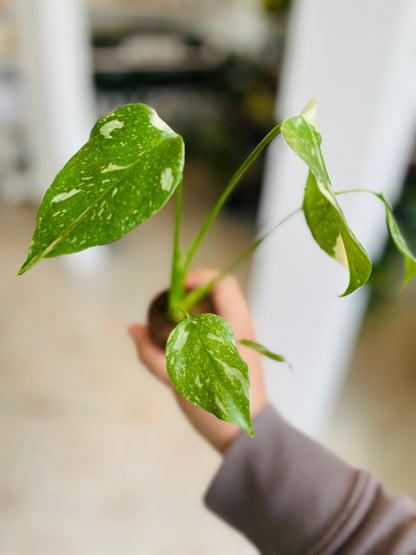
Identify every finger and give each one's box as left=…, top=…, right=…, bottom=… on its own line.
left=210, top=275, right=256, bottom=341
left=128, top=324, right=172, bottom=387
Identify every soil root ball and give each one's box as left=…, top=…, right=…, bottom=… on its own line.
left=147, top=290, right=216, bottom=350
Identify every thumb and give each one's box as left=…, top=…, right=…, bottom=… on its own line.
left=128, top=324, right=172, bottom=387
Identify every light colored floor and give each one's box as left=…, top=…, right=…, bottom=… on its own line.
left=0, top=190, right=256, bottom=555
left=323, top=283, right=416, bottom=500
left=1, top=185, right=416, bottom=553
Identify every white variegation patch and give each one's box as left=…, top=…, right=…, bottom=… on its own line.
left=160, top=168, right=173, bottom=191
left=301, top=98, right=318, bottom=129
left=207, top=333, right=225, bottom=343
left=100, top=119, right=124, bottom=139
left=172, top=325, right=189, bottom=351
left=101, top=163, right=131, bottom=173
left=215, top=395, right=227, bottom=414
left=150, top=111, right=174, bottom=134
left=333, top=234, right=349, bottom=269
left=316, top=179, right=337, bottom=205
left=51, top=189, right=81, bottom=204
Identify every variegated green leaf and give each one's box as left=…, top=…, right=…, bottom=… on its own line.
left=377, top=193, right=416, bottom=282
left=281, top=103, right=372, bottom=295
left=19, top=104, right=184, bottom=274
left=166, top=314, right=253, bottom=436
left=303, top=171, right=372, bottom=295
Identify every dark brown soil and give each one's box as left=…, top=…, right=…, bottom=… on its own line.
left=147, top=290, right=216, bottom=350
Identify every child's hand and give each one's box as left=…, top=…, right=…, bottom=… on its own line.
left=128, top=270, right=268, bottom=454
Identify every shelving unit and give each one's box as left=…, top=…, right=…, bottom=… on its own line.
left=87, top=0, right=287, bottom=217
left=1, top=0, right=289, bottom=214
left=0, top=1, right=29, bottom=202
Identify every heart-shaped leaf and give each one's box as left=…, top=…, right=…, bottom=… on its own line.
left=166, top=314, right=253, bottom=436
left=281, top=108, right=372, bottom=295
left=19, top=104, right=184, bottom=274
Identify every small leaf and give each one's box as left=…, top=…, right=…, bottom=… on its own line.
left=19, top=104, right=184, bottom=274
left=240, top=339, right=291, bottom=367
left=377, top=193, right=416, bottom=282
left=166, top=314, right=253, bottom=436
left=281, top=110, right=372, bottom=295
left=303, top=171, right=372, bottom=295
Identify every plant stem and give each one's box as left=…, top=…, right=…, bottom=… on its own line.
left=336, top=188, right=377, bottom=196
left=168, top=180, right=186, bottom=322
left=336, top=188, right=384, bottom=204
left=183, top=122, right=282, bottom=272
left=181, top=206, right=302, bottom=312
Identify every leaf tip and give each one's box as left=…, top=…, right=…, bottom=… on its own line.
left=301, top=98, right=318, bottom=129
left=242, top=417, right=254, bottom=437
left=17, top=260, right=29, bottom=276
left=17, top=252, right=38, bottom=276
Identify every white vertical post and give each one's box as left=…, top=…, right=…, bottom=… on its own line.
left=15, top=0, right=107, bottom=275
left=250, top=0, right=416, bottom=436
left=15, top=0, right=95, bottom=200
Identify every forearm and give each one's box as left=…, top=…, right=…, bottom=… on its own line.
left=205, top=406, right=416, bottom=554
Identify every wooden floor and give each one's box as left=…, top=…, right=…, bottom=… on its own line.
left=1, top=196, right=415, bottom=554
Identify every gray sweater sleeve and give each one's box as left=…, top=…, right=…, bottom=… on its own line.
left=204, top=406, right=416, bottom=554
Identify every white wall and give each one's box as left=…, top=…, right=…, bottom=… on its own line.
left=15, top=0, right=95, bottom=200
left=250, top=0, right=416, bottom=436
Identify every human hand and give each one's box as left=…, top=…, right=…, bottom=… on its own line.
left=128, top=270, right=268, bottom=454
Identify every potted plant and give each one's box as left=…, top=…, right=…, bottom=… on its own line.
left=18, top=99, right=416, bottom=436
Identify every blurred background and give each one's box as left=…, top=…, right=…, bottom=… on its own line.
left=1, top=0, right=416, bottom=553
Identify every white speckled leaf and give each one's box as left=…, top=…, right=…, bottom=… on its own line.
left=166, top=314, right=253, bottom=436
left=281, top=113, right=372, bottom=296
left=377, top=193, right=416, bottom=282
left=19, top=104, right=184, bottom=274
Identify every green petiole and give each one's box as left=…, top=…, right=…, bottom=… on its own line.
left=180, top=207, right=302, bottom=312
left=183, top=122, right=282, bottom=273
left=168, top=122, right=283, bottom=316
